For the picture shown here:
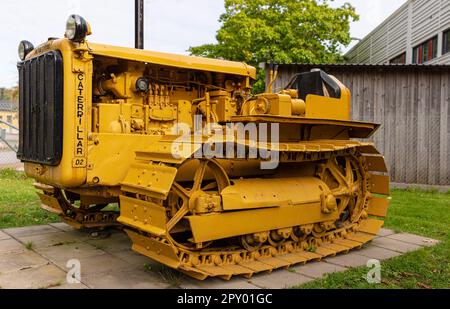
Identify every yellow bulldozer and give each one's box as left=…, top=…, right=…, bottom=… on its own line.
left=17, top=15, right=390, bottom=280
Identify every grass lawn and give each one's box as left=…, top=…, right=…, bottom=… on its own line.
left=295, top=189, right=450, bottom=289
left=0, top=169, right=60, bottom=228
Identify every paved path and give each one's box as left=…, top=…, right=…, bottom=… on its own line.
left=0, top=224, right=439, bottom=289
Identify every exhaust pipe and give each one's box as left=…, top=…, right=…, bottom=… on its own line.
left=135, top=0, right=144, bottom=49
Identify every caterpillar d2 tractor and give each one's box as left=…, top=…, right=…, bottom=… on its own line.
left=17, top=15, right=390, bottom=280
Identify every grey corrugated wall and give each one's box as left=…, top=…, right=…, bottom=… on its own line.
left=346, top=0, right=450, bottom=64
left=265, top=64, right=450, bottom=186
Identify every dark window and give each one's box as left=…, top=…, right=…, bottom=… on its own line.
left=443, top=29, right=450, bottom=55
left=413, top=36, right=438, bottom=64
left=7, top=115, right=12, bottom=123
left=390, top=53, right=406, bottom=64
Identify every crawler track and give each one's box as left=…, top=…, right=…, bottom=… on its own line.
left=118, top=141, right=390, bottom=280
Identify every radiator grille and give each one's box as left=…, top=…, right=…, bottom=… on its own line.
left=17, top=51, right=63, bottom=166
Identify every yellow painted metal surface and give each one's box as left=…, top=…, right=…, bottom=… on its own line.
left=231, top=115, right=380, bottom=139
left=37, top=193, right=63, bottom=214
left=86, top=134, right=153, bottom=186
left=20, top=33, right=391, bottom=281
left=365, top=155, right=389, bottom=172
left=125, top=229, right=181, bottom=269
left=305, top=95, right=351, bottom=121
left=370, top=174, right=391, bottom=195
left=87, top=42, right=257, bottom=79
left=24, top=39, right=91, bottom=187
left=358, top=218, right=385, bottom=235
left=221, top=177, right=328, bottom=210
left=121, top=162, right=178, bottom=199
left=368, top=196, right=390, bottom=218
left=187, top=202, right=339, bottom=243
left=118, top=196, right=167, bottom=236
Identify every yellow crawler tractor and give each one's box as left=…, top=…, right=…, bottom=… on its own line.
left=17, top=15, right=390, bottom=280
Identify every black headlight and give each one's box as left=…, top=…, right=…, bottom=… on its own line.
left=65, top=14, right=89, bottom=42
left=18, top=40, right=34, bottom=61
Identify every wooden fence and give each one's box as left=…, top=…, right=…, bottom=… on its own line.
left=265, top=64, right=450, bottom=186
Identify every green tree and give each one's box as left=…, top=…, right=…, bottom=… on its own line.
left=189, top=0, right=358, bottom=93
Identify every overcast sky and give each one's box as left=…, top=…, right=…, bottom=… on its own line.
left=0, top=0, right=407, bottom=88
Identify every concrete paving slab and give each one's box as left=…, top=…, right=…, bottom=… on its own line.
left=85, top=233, right=132, bottom=253
left=376, top=228, right=397, bottom=238
left=0, top=250, right=50, bottom=273
left=354, top=246, right=401, bottom=260
left=49, top=222, right=75, bottom=232
left=0, top=230, right=11, bottom=240
left=36, top=241, right=106, bottom=264
left=15, top=231, right=82, bottom=249
left=291, top=261, right=347, bottom=279
left=180, top=277, right=260, bottom=289
left=387, top=233, right=440, bottom=247
left=110, top=249, right=158, bottom=268
left=0, top=264, right=67, bottom=289
left=324, top=252, right=371, bottom=268
left=59, top=229, right=93, bottom=241
left=247, top=270, right=313, bottom=289
left=82, top=269, right=169, bottom=289
left=0, top=225, right=441, bottom=289
left=370, top=237, right=422, bottom=253
left=3, top=225, right=59, bottom=238
left=52, top=253, right=137, bottom=277
left=0, top=238, right=26, bottom=254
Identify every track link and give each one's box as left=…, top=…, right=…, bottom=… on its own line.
left=125, top=217, right=384, bottom=280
